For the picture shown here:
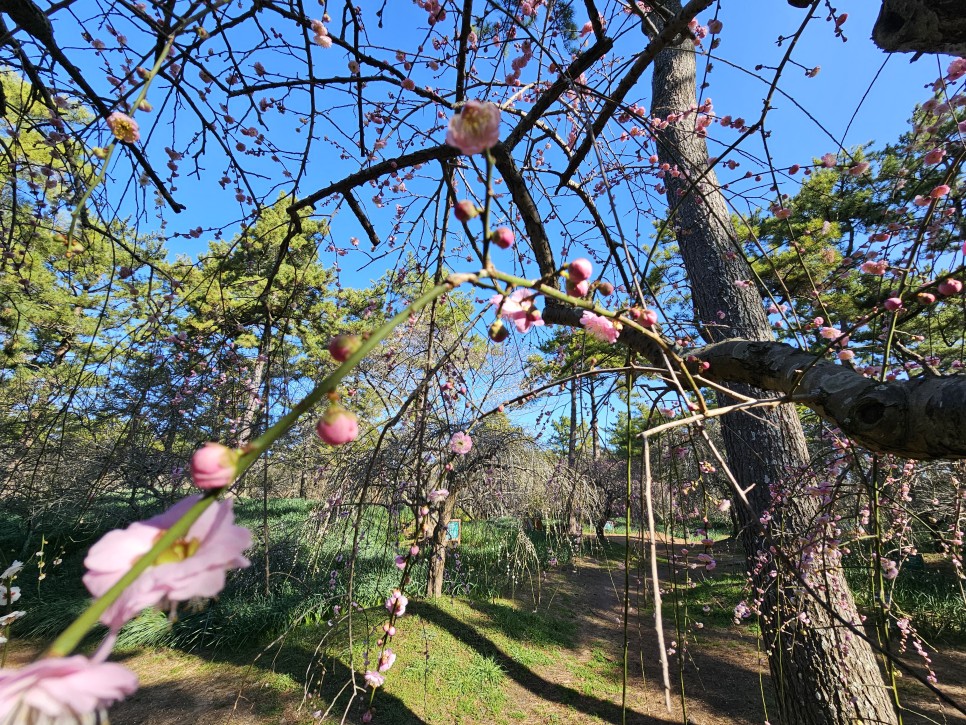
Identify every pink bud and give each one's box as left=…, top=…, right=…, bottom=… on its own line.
left=190, top=442, right=238, bottom=490
left=939, top=278, right=963, bottom=296
left=328, top=334, right=362, bottom=362
left=315, top=405, right=359, bottom=445
left=640, top=309, right=658, bottom=328
left=454, top=200, right=479, bottom=222
left=883, top=297, right=903, bottom=311
left=568, top=258, right=593, bottom=283
left=566, top=279, right=589, bottom=297
left=491, top=227, right=515, bottom=249
left=707, top=18, right=722, bottom=34
left=916, top=292, right=936, bottom=305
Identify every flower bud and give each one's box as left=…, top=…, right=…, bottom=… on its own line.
left=488, top=319, right=509, bottom=342
left=568, top=258, right=593, bottom=283
left=640, top=309, right=659, bottom=328
left=454, top=200, right=479, bottom=222
left=316, top=405, right=359, bottom=445
left=190, top=442, right=239, bottom=490
left=566, top=279, right=589, bottom=298
left=939, top=278, right=963, bottom=296
left=883, top=297, right=903, bottom=311
left=328, top=334, right=362, bottom=362
left=491, top=227, right=514, bottom=249
left=597, top=281, right=614, bottom=296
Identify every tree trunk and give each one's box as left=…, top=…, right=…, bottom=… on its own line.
left=872, top=0, right=966, bottom=56
left=650, top=14, right=898, bottom=723
left=426, top=489, right=457, bottom=598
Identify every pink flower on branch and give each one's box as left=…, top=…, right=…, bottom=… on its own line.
left=0, top=656, right=138, bottom=722
left=491, top=289, right=544, bottom=333
left=580, top=311, right=620, bottom=343
left=385, top=589, right=409, bottom=617
left=106, top=112, right=140, bottom=143
left=449, top=431, right=473, bottom=455
left=83, top=496, right=251, bottom=631
left=446, top=100, right=501, bottom=155
left=316, top=405, right=359, bottom=445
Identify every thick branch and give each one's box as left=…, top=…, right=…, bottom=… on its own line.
left=543, top=302, right=966, bottom=460
left=872, top=0, right=966, bottom=55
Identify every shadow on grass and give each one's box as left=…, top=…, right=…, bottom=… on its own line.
left=411, top=601, right=679, bottom=725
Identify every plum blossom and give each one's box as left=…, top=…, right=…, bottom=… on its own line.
left=449, top=431, right=473, bottom=455
left=568, top=258, right=593, bottom=282
left=580, top=311, right=620, bottom=343
left=377, top=649, right=397, bottom=672
left=385, top=589, right=409, bottom=616
left=0, top=585, right=20, bottom=605
left=859, top=260, right=888, bottom=275
left=83, top=496, right=252, bottom=631
left=364, top=670, right=385, bottom=688
left=491, top=289, right=544, bottom=333
left=106, top=112, right=139, bottom=143
left=939, top=278, right=963, bottom=296
left=446, top=101, right=501, bottom=155
left=427, top=489, right=450, bottom=504
left=0, top=656, right=138, bottom=723
left=1, top=561, right=22, bottom=580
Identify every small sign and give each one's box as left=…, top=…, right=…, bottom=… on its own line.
left=446, top=519, right=461, bottom=544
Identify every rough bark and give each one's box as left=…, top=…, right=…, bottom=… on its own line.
left=872, top=0, right=966, bottom=56
left=426, top=491, right=458, bottom=598
left=650, top=11, right=899, bottom=723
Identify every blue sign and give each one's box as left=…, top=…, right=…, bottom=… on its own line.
left=446, top=519, right=461, bottom=543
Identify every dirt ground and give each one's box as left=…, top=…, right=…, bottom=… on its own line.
left=13, top=536, right=964, bottom=725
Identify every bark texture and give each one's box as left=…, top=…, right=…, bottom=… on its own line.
left=872, top=0, right=966, bottom=56
left=650, top=10, right=899, bottom=723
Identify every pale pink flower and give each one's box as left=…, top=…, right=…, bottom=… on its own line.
left=639, top=308, right=658, bottom=328
left=378, top=649, right=397, bottom=672
left=580, top=311, right=620, bottom=343
left=924, top=148, right=945, bottom=165
left=106, top=112, right=140, bottom=143
left=491, top=289, right=544, bottom=333
left=0, top=656, right=138, bottom=722
left=385, top=589, right=409, bottom=616
left=427, top=489, right=450, bottom=504
left=566, top=279, right=590, bottom=298
left=820, top=152, right=836, bottom=168
left=847, top=162, right=869, bottom=176
left=189, top=442, right=238, bottom=490
left=316, top=405, right=359, bottom=445
left=446, top=100, right=501, bottom=155
left=930, top=184, right=951, bottom=199
left=716, top=499, right=731, bottom=513
left=83, top=496, right=252, bottom=631
left=364, top=670, right=385, bottom=688
left=884, top=297, right=903, bottom=311
left=837, top=349, right=855, bottom=361
left=859, top=260, right=888, bottom=275
left=449, top=431, right=473, bottom=455
left=819, top=326, right=841, bottom=340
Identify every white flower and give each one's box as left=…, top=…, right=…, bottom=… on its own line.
left=1, top=561, right=22, bottom=580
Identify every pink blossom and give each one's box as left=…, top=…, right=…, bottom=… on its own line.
left=445, top=100, right=501, bottom=155
left=449, top=431, right=473, bottom=455
left=860, top=260, right=888, bottom=275
left=316, top=405, right=359, bottom=445
left=819, top=326, right=842, bottom=340
left=917, top=292, right=936, bottom=305
left=106, top=112, right=140, bottom=143
left=189, top=443, right=238, bottom=490
left=364, top=670, right=385, bottom=688
left=883, top=297, right=903, bottom=311
left=378, top=649, right=397, bottom=672
left=491, top=227, right=515, bottom=249
left=848, top=162, right=869, bottom=176
left=491, top=289, right=544, bottom=333
left=820, top=153, right=836, bottom=168
left=427, top=488, right=450, bottom=504
left=328, top=334, right=362, bottom=362
left=716, top=499, right=731, bottom=513
left=83, top=497, right=251, bottom=631
left=773, top=208, right=791, bottom=219
left=0, top=656, right=138, bottom=722
left=707, top=18, right=722, bottom=34
left=385, top=589, right=409, bottom=616
left=568, top=258, right=593, bottom=282
left=924, top=148, right=946, bottom=165
left=837, top=349, right=855, bottom=361
left=930, top=184, right=951, bottom=199
left=566, top=279, right=589, bottom=297
left=639, top=308, right=658, bottom=328
left=580, top=311, right=620, bottom=343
